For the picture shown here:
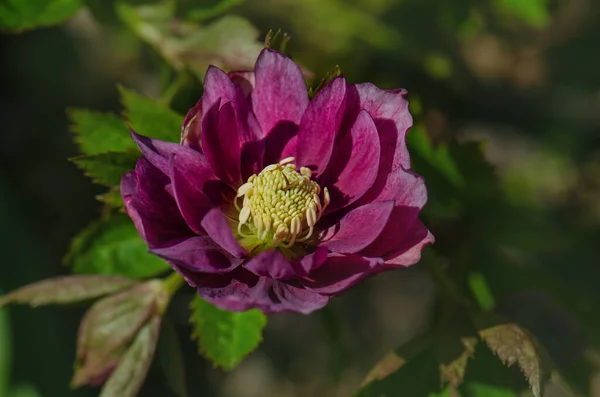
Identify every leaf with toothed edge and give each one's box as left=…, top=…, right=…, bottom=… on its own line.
left=70, top=150, right=140, bottom=187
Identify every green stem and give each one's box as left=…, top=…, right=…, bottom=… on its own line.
left=163, top=272, right=186, bottom=296
left=160, top=73, right=189, bottom=106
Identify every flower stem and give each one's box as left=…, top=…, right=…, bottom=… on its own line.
left=163, top=272, right=186, bottom=296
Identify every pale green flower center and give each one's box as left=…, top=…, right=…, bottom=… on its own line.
left=234, top=157, right=330, bottom=251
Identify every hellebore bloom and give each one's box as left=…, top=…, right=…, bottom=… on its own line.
left=121, top=48, right=434, bottom=314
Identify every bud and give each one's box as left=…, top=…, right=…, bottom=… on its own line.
left=71, top=280, right=168, bottom=389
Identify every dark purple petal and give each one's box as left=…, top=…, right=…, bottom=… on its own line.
left=263, top=121, right=299, bottom=166
left=181, top=99, right=203, bottom=151
left=122, top=159, right=192, bottom=248
left=321, top=109, right=380, bottom=212
left=293, top=76, right=346, bottom=176
left=228, top=70, right=255, bottom=97
left=358, top=166, right=427, bottom=208
left=150, top=236, right=240, bottom=273
left=297, top=245, right=329, bottom=277
left=302, top=254, right=383, bottom=295
left=200, top=208, right=247, bottom=258
left=244, top=250, right=297, bottom=280
left=195, top=269, right=328, bottom=314
left=346, top=83, right=412, bottom=171
left=203, top=66, right=240, bottom=110
left=168, top=157, right=213, bottom=235
left=252, top=49, right=309, bottom=133
left=201, top=101, right=242, bottom=187
left=359, top=206, right=422, bottom=258
left=324, top=201, right=394, bottom=254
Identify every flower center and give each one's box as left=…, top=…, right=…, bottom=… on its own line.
left=234, top=157, right=330, bottom=251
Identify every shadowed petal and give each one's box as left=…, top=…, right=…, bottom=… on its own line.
left=252, top=48, right=309, bottom=133
left=200, top=208, right=247, bottom=258
left=271, top=282, right=329, bottom=314
left=381, top=220, right=434, bottom=267
left=168, top=157, right=213, bottom=235
left=181, top=98, right=203, bottom=151
left=325, top=201, right=394, bottom=254
left=321, top=109, right=380, bottom=212
left=228, top=70, right=255, bottom=97
left=244, top=250, right=297, bottom=280
left=150, top=236, right=240, bottom=273
left=293, top=76, right=346, bottom=175
left=360, top=206, right=422, bottom=258
left=201, top=101, right=242, bottom=187
left=302, top=254, right=383, bottom=295
left=297, top=245, right=329, bottom=277
left=121, top=159, right=192, bottom=248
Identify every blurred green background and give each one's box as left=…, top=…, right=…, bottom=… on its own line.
left=1, top=0, right=600, bottom=396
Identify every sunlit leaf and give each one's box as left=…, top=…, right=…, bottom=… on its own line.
left=479, top=323, right=550, bottom=397
left=119, top=86, right=183, bottom=142
left=116, top=1, right=263, bottom=81
left=73, top=281, right=167, bottom=388
left=64, top=214, right=170, bottom=278
left=494, top=0, right=550, bottom=28
left=0, top=0, right=83, bottom=32
left=468, top=272, right=495, bottom=311
left=68, top=109, right=134, bottom=156
left=309, top=65, right=342, bottom=98
left=99, top=316, right=162, bottom=397
left=71, top=151, right=140, bottom=187
left=190, top=296, right=266, bottom=370
left=0, top=275, right=138, bottom=308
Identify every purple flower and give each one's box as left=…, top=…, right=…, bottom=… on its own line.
left=121, top=49, right=434, bottom=314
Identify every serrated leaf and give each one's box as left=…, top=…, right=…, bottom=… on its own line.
left=0, top=0, right=83, bottom=32
left=190, top=296, right=266, bottom=370
left=97, top=187, right=124, bottom=208
left=119, top=86, right=183, bottom=142
left=479, top=323, right=550, bottom=397
left=0, top=275, right=138, bottom=308
left=440, top=337, right=478, bottom=388
left=73, top=281, right=166, bottom=388
left=100, top=316, right=162, bottom=397
left=64, top=214, right=170, bottom=279
left=71, top=151, right=140, bottom=187
left=68, top=109, right=135, bottom=155
left=309, top=65, right=342, bottom=99
left=116, top=1, right=263, bottom=80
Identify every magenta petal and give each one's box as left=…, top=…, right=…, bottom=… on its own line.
left=203, top=66, right=240, bottom=111
left=325, top=201, right=394, bottom=254
left=181, top=99, right=203, bottom=151
left=201, top=101, right=242, bottom=187
left=358, top=166, right=427, bottom=208
left=200, top=208, right=247, bottom=258
left=298, top=245, right=329, bottom=277
left=252, top=49, right=309, bottom=133
left=295, top=76, right=346, bottom=175
left=244, top=250, right=297, bottom=280
left=348, top=83, right=412, bottom=171
left=382, top=220, right=434, bottom=267
left=271, top=283, right=329, bottom=314
left=302, top=254, right=382, bottom=295
left=228, top=70, right=255, bottom=97
left=150, top=237, right=240, bottom=273
left=121, top=159, right=192, bottom=248
left=168, top=157, right=213, bottom=235
left=360, top=206, right=422, bottom=258
left=321, top=109, right=380, bottom=212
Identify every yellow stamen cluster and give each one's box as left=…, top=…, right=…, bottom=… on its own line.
left=234, top=157, right=330, bottom=249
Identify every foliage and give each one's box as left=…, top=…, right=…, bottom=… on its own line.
left=0, top=0, right=83, bottom=32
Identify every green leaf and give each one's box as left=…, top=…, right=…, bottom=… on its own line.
left=0, top=275, right=138, bottom=308
left=97, top=187, right=124, bottom=208
left=68, top=109, right=135, bottom=155
left=119, top=86, right=183, bottom=143
left=116, top=1, right=263, bottom=80
left=468, top=272, right=496, bottom=311
left=8, top=384, right=42, bottom=397
left=190, top=296, right=267, bottom=370
left=71, top=151, right=140, bottom=187
left=479, top=323, right=551, bottom=397
left=0, top=0, right=83, bottom=32
left=65, top=214, right=170, bottom=278
left=309, top=65, right=342, bottom=99
left=188, top=0, right=246, bottom=22
left=0, top=307, right=10, bottom=396
left=100, top=316, right=162, bottom=397
left=494, top=0, right=550, bottom=28
left=462, top=382, right=518, bottom=397
left=440, top=337, right=478, bottom=388
left=156, top=319, right=188, bottom=397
